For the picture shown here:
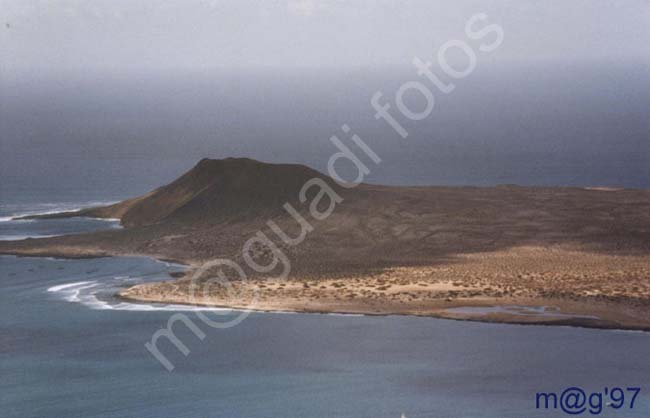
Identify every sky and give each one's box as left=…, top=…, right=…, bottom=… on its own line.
left=2, top=0, right=649, bottom=76
left=1, top=1, right=649, bottom=192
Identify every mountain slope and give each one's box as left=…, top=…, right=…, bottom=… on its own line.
left=86, top=158, right=331, bottom=227
left=3, top=158, right=650, bottom=329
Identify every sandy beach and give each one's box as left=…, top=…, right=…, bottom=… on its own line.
left=116, top=245, right=650, bottom=331
left=2, top=159, right=650, bottom=330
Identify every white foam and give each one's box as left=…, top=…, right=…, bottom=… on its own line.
left=0, top=200, right=119, bottom=221
left=156, top=259, right=189, bottom=269
left=47, top=281, right=100, bottom=302
left=0, top=202, right=121, bottom=240
left=4, top=208, right=82, bottom=221
left=96, top=300, right=237, bottom=312
left=30, top=208, right=82, bottom=216
left=47, top=278, right=240, bottom=312
left=0, top=234, right=58, bottom=241
left=47, top=277, right=366, bottom=316
left=48, top=281, right=95, bottom=292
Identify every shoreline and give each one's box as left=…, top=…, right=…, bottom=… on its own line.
left=115, top=269, right=650, bottom=332
left=3, top=247, right=649, bottom=332
left=116, top=290, right=650, bottom=332
left=2, top=175, right=650, bottom=334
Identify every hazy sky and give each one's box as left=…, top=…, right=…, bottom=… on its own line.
left=2, top=0, right=649, bottom=75
left=1, top=1, right=649, bottom=191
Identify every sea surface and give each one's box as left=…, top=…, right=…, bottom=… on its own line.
left=2, top=66, right=650, bottom=193
left=1, top=195, right=649, bottom=418
left=1, top=65, right=649, bottom=417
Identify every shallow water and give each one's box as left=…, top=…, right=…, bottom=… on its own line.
left=1, top=247, right=649, bottom=418
left=445, top=305, right=600, bottom=320
left=1, top=180, right=649, bottom=417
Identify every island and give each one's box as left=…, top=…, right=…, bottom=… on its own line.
left=2, top=157, right=649, bottom=330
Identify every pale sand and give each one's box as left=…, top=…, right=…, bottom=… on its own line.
left=119, top=246, right=650, bottom=331
left=3, top=160, right=650, bottom=330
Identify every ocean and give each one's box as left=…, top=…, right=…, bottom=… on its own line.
left=2, top=65, right=649, bottom=194
left=1, top=250, right=649, bottom=418
left=1, top=66, right=649, bottom=417
left=0, top=190, right=649, bottom=418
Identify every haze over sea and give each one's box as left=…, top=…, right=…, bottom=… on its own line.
left=2, top=64, right=650, bottom=208
left=0, top=67, right=649, bottom=418
left=2, top=0, right=650, bottom=416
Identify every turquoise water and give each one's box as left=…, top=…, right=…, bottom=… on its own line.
left=1, top=228, right=649, bottom=417
left=2, top=254, right=649, bottom=418
left=2, top=58, right=649, bottom=417
left=0, top=168, right=649, bottom=417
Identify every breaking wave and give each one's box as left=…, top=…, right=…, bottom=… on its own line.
left=0, top=201, right=118, bottom=222
left=46, top=275, right=235, bottom=312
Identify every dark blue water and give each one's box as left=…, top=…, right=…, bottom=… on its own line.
left=1, top=65, right=649, bottom=417
left=1, top=223, right=649, bottom=417
left=2, top=66, right=649, bottom=192
left=2, top=254, right=649, bottom=418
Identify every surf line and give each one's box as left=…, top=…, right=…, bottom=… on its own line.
left=145, top=13, right=504, bottom=372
